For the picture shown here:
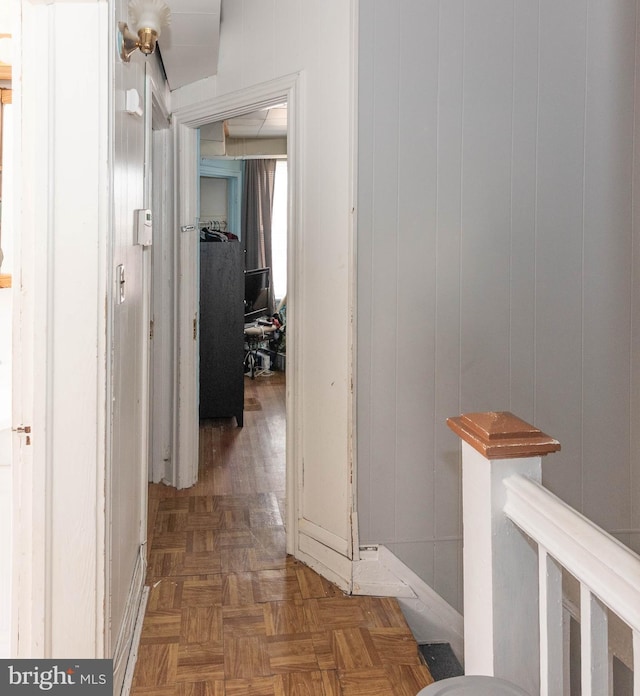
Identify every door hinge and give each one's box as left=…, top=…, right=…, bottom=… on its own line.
left=150, top=319, right=154, bottom=340
left=193, top=315, right=198, bottom=340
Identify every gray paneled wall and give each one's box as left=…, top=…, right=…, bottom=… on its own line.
left=357, top=0, right=640, bottom=612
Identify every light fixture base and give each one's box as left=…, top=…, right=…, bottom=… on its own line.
left=117, top=22, right=141, bottom=62
left=137, top=27, right=159, bottom=55
left=117, top=0, right=170, bottom=62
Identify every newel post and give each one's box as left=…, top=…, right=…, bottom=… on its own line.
left=447, top=411, right=560, bottom=696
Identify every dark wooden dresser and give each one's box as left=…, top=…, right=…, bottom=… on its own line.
left=199, top=241, right=244, bottom=426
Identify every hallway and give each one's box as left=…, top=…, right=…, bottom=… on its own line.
left=131, top=372, right=434, bottom=695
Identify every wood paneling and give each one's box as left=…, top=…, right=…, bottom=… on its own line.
left=357, top=0, right=640, bottom=613
left=133, top=374, right=433, bottom=695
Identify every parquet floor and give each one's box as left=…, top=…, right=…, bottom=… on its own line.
left=131, top=371, right=434, bottom=696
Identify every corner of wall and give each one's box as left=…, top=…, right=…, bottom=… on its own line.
left=352, top=545, right=464, bottom=664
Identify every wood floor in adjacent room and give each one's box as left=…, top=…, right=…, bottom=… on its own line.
left=131, top=370, right=434, bottom=696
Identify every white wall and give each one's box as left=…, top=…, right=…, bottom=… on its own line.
left=357, top=0, right=640, bottom=613
left=111, top=0, right=169, bottom=680
left=200, top=176, right=227, bottom=221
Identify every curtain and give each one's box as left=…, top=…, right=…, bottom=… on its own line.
left=242, top=159, right=277, bottom=315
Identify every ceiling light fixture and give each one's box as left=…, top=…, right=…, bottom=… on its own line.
left=118, top=0, right=171, bottom=63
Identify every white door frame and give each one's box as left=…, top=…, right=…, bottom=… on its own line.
left=172, top=73, right=302, bottom=547
left=146, top=71, right=174, bottom=487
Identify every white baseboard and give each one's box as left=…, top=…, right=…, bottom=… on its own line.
left=352, top=545, right=464, bottom=664
left=296, top=534, right=353, bottom=593
left=119, top=585, right=149, bottom=696
left=113, top=546, right=147, bottom=696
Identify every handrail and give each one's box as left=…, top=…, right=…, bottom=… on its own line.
left=503, top=473, right=640, bottom=635
left=448, top=411, right=639, bottom=694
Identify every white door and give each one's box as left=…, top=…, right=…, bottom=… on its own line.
left=11, top=0, right=110, bottom=657
left=171, top=75, right=357, bottom=591
left=0, top=65, right=15, bottom=658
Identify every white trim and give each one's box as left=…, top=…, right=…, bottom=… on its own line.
left=102, top=0, right=116, bottom=661
left=299, top=518, right=351, bottom=557
left=142, top=70, right=171, bottom=504
left=348, top=0, right=360, bottom=560
left=172, top=73, right=302, bottom=515
left=284, top=73, right=302, bottom=556
left=96, top=0, right=110, bottom=659
left=297, top=534, right=353, bottom=593
left=138, top=71, right=153, bottom=547
left=352, top=547, right=416, bottom=598
left=504, top=474, right=640, bottom=634
left=119, top=585, right=150, bottom=696
left=173, top=123, right=199, bottom=489
left=173, top=73, right=301, bottom=127
left=149, top=124, right=175, bottom=486
left=352, top=545, right=464, bottom=663
left=112, top=548, right=147, bottom=696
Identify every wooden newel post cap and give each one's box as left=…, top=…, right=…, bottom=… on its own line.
left=447, top=411, right=560, bottom=459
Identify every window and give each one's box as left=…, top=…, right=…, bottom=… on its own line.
left=271, top=160, right=287, bottom=302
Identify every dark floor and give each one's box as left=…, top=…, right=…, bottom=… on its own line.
left=418, top=643, right=463, bottom=682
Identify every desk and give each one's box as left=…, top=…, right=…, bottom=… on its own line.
left=244, top=322, right=277, bottom=378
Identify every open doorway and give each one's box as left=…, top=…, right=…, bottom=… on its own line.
left=199, top=107, right=287, bottom=383
left=172, top=71, right=357, bottom=588
left=196, top=106, right=288, bottom=519
left=171, top=78, right=300, bottom=552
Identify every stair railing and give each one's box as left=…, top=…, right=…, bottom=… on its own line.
left=448, top=411, right=640, bottom=696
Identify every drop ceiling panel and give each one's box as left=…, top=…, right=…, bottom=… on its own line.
left=225, top=107, right=288, bottom=139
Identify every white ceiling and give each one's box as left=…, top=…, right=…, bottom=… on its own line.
left=199, top=107, right=288, bottom=142
left=156, top=0, right=221, bottom=91
left=155, top=0, right=287, bottom=139
left=225, top=107, right=288, bottom=139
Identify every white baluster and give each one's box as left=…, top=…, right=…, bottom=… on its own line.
left=580, top=586, right=608, bottom=696
left=562, top=608, right=571, bottom=696
left=539, top=548, right=563, bottom=696
left=633, top=629, right=640, bottom=696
